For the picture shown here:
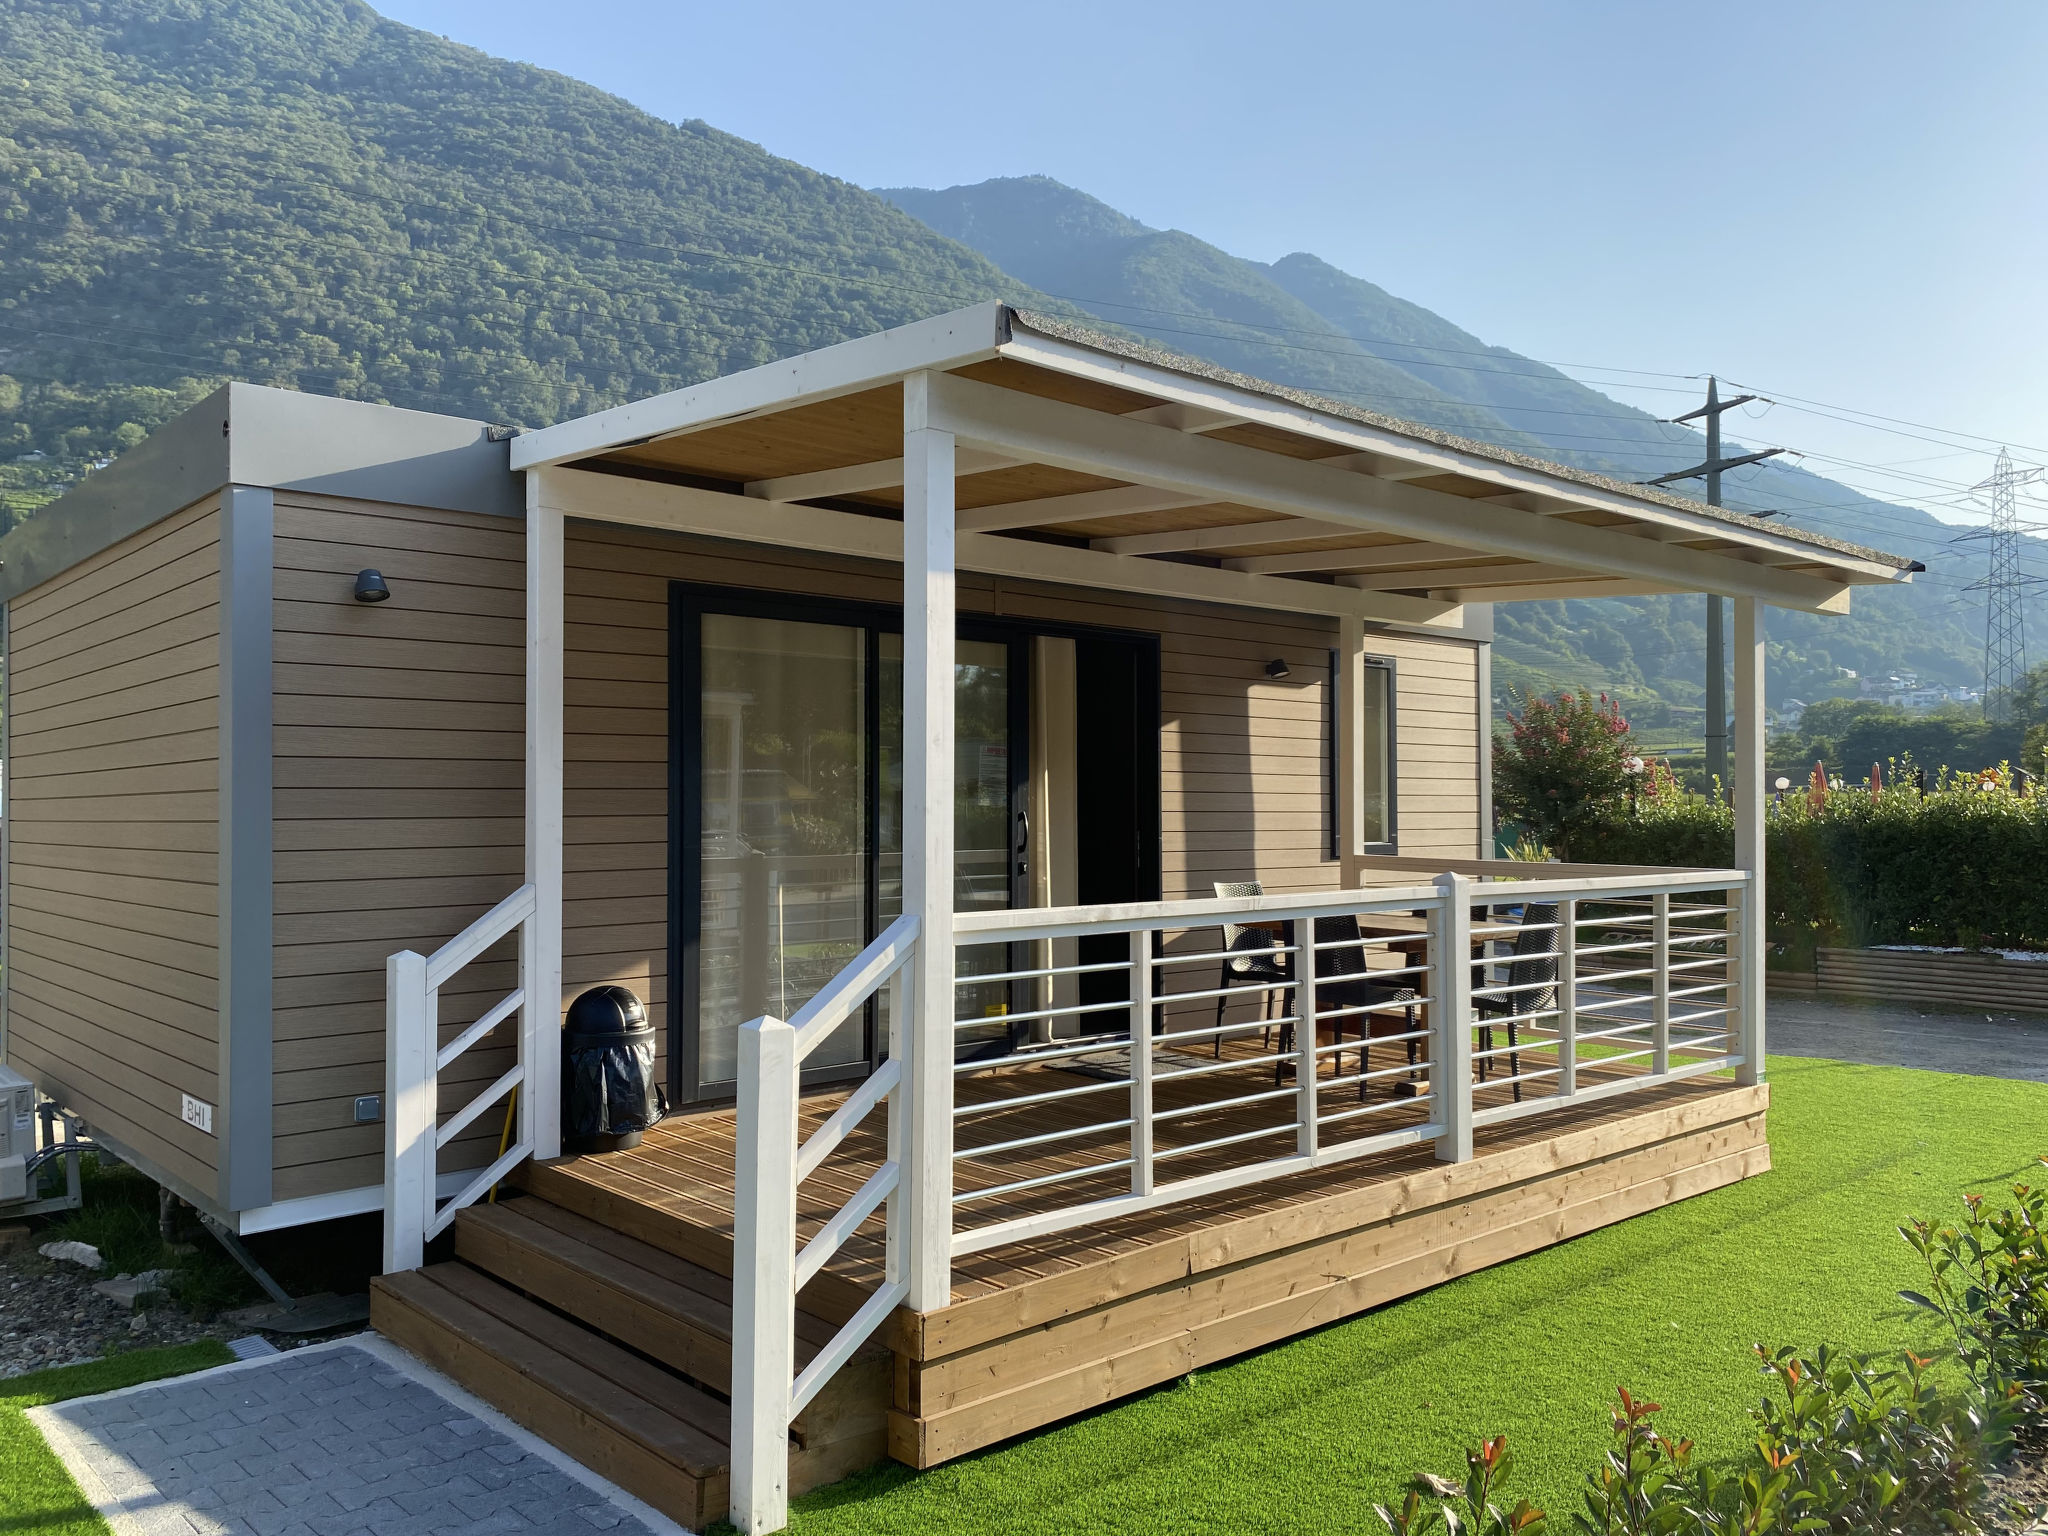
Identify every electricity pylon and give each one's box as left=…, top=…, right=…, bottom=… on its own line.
left=1958, top=448, right=2045, bottom=720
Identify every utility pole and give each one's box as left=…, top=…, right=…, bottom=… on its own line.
left=1958, top=448, right=2044, bottom=720
left=1646, top=378, right=1783, bottom=792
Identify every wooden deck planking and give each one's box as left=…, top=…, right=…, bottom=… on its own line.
left=526, top=1036, right=1745, bottom=1314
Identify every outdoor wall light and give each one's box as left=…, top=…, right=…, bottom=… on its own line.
left=353, top=569, right=391, bottom=603
left=1264, top=658, right=1291, bottom=680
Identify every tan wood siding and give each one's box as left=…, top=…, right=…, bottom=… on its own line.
left=558, top=523, right=1482, bottom=1085
left=268, top=495, right=525, bottom=1203
left=5, top=499, right=223, bottom=1193
left=264, top=507, right=1482, bottom=1198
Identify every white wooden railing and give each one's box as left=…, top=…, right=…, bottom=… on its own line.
left=383, top=884, right=540, bottom=1274
left=731, top=912, right=920, bottom=1535
left=942, top=867, right=1753, bottom=1256
left=718, top=862, right=1757, bottom=1534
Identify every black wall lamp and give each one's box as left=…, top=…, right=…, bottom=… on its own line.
left=1264, top=658, right=1291, bottom=680
left=353, top=569, right=391, bottom=603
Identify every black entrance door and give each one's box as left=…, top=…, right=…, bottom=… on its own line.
left=1075, top=635, right=1162, bottom=1032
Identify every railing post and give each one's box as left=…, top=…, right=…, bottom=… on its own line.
left=1651, top=892, right=1671, bottom=1076
left=383, top=949, right=431, bottom=1274
left=1129, top=927, right=1155, bottom=1195
left=731, top=1014, right=798, bottom=1535
left=1295, top=918, right=1318, bottom=1158
left=1433, top=873, right=1474, bottom=1162
left=884, top=966, right=910, bottom=1291
left=1557, top=898, right=1577, bottom=1097
left=1734, top=877, right=1762, bottom=1082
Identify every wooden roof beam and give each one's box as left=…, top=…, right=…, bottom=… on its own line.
left=920, top=370, right=1859, bottom=614
left=531, top=466, right=1462, bottom=630
left=746, top=447, right=1018, bottom=503
left=1227, top=540, right=1504, bottom=575
left=1339, top=560, right=1583, bottom=590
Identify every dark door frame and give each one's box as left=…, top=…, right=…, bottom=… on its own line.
left=667, top=579, right=1162, bottom=1106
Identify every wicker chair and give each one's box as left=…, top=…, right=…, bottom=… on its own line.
left=1210, top=880, right=1291, bottom=1058
left=1472, top=902, right=1560, bottom=1103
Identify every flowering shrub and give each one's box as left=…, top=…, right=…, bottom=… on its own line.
left=1570, top=760, right=2048, bottom=956
left=1493, top=692, right=1641, bottom=859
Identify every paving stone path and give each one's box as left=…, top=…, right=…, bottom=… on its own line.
left=31, top=1337, right=679, bottom=1536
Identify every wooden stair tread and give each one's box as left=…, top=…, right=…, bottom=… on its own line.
left=470, top=1197, right=837, bottom=1354
left=376, top=1264, right=734, bottom=1476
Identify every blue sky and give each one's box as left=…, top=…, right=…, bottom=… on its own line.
left=381, top=0, right=2048, bottom=529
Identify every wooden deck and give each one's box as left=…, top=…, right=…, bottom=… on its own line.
left=518, top=1055, right=1769, bottom=1470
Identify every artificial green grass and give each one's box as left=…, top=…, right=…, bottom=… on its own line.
left=0, top=1342, right=232, bottom=1536
left=783, top=1056, right=2048, bottom=1534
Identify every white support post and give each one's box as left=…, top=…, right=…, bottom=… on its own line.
left=524, top=479, right=566, bottom=1160
left=1732, top=596, right=1767, bottom=1085
left=1337, top=614, right=1365, bottom=883
left=383, top=949, right=431, bottom=1274
left=1295, top=920, right=1319, bottom=1157
left=1557, top=898, right=1578, bottom=1097
left=730, top=1016, right=799, bottom=1535
left=902, top=375, right=956, bottom=1311
left=1129, top=928, right=1154, bottom=1195
left=1433, top=872, right=1474, bottom=1162
left=1651, top=892, right=1671, bottom=1075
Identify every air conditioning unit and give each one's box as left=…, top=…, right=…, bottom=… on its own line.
left=0, top=1063, right=32, bottom=1203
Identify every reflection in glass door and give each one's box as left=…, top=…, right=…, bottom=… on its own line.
left=879, top=636, right=1020, bottom=1058
left=696, top=613, right=870, bottom=1086
left=684, top=595, right=1030, bottom=1098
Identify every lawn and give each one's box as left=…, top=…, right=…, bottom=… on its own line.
left=0, top=1341, right=231, bottom=1536
left=782, top=1055, right=2048, bottom=1534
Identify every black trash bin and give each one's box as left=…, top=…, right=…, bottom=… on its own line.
left=561, top=985, right=664, bottom=1154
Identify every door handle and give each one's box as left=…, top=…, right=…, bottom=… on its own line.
left=1014, top=807, right=1029, bottom=878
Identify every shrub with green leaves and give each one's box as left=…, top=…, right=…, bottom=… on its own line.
left=1382, top=1174, right=2045, bottom=1536
left=1572, top=761, right=2048, bottom=956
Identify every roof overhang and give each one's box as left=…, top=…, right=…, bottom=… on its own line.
left=511, top=302, right=1918, bottom=626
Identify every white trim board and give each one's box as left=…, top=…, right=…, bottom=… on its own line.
left=509, top=302, right=1007, bottom=471
left=530, top=466, right=1469, bottom=632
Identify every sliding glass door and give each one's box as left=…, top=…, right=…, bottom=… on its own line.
left=676, top=588, right=1029, bottom=1101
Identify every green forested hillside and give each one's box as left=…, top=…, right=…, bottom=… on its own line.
left=881, top=177, right=2043, bottom=725
left=0, top=0, right=2027, bottom=741
left=0, top=0, right=1065, bottom=510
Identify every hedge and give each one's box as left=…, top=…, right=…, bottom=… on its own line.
left=1572, top=768, right=2048, bottom=960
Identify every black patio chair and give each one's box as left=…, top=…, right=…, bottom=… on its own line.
left=1286, top=913, right=1420, bottom=1100
left=1472, top=902, right=1561, bottom=1103
left=1211, top=880, right=1290, bottom=1059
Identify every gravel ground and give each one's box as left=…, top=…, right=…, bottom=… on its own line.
left=1987, top=1427, right=2048, bottom=1535
left=0, top=1239, right=237, bottom=1380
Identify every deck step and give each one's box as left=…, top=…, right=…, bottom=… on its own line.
left=371, top=1263, right=732, bottom=1530
left=452, top=1197, right=840, bottom=1409
left=374, top=1193, right=894, bottom=1524
left=514, top=1154, right=874, bottom=1325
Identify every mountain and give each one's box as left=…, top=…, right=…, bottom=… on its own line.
left=0, top=0, right=1071, bottom=510
left=879, top=177, right=2041, bottom=732
left=0, top=0, right=2023, bottom=745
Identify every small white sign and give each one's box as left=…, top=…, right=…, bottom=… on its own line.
left=181, top=1094, right=214, bottom=1135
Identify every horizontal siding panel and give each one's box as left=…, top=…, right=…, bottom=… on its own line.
left=6, top=498, right=223, bottom=1186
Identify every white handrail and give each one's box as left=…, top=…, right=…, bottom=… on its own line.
left=383, top=883, right=540, bottom=1275
left=946, top=865, right=1755, bottom=1256
left=730, top=915, right=922, bottom=1536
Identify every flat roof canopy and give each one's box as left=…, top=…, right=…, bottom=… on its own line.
left=512, top=302, right=1917, bottom=631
